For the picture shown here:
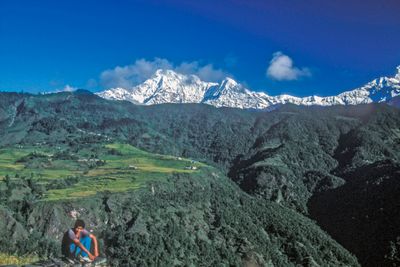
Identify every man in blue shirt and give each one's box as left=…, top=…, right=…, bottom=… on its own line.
left=62, top=219, right=99, bottom=262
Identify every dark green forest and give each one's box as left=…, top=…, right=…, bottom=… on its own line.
left=1, top=90, right=399, bottom=266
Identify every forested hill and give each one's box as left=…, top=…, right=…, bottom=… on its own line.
left=1, top=90, right=399, bottom=211
left=1, top=90, right=400, bottom=266
left=2, top=90, right=398, bottom=171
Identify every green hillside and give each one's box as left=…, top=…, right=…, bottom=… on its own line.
left=0, top=140, right=359, bottom=266
left=1, top=90, right=399, bottom=266
left=0, top=142, right=203, bottom=201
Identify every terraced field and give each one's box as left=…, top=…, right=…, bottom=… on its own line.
left=0, top=253, right=38, bottom=265
left=0, top=143, right=205, bottom=201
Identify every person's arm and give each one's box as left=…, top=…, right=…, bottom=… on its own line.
left=89, top=234, right=99, bottom=258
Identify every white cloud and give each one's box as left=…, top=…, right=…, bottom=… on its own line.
left=62, top=84, right=77, bottom=92
left=100, top=58, right=172, bottom=89
left=176, top=62, right=228, bottom=82
left=100, top=58, right=230, bottom=89
left=46, top=84, right=77, bottom=94
left=266, top=52, right=311, bottom=81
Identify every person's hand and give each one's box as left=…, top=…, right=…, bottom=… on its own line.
left=88, top=253, right=96, bottom=261
left=94, top=251, right=99, bottom=257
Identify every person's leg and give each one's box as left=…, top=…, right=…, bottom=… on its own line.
left=76, top=236, right=92, bottom=257
left=69, top=242, right=77, bottom=258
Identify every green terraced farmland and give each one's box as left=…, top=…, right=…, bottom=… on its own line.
left=0, top=143, right=206, bottom=201
left=0, top=253, right=38, bottom=265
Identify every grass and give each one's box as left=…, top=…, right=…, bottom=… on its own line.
left=0, top=143, right=207, bottom=201
left=0, top=146, right=78, bottom=180
left=0, top=252, right=38, bottom=265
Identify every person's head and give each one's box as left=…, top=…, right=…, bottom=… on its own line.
left=74, top=219, right=85, bottom=233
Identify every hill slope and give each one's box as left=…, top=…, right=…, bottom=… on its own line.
left=1, top=91, right=400, bottom=265
left=0, top=140, right=358, bottom=266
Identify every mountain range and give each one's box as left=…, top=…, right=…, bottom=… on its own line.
left=97, top=66, right=400, bottom=109
left=1, top=89, right=400, bottom=266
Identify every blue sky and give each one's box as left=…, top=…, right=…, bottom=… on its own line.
left=0, top=0, right=399, bottom=96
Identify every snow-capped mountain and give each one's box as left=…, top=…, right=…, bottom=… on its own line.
left=98, top=69, right=218, bottom=105
left=97, top=66, right=400, bottom=109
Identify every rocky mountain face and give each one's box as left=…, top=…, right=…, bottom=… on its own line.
left=97, top=66, right=400, bottom=109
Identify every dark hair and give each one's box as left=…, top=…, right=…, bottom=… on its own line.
left=74, top=219, right=85, bottom=229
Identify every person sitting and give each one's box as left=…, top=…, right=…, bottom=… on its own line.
left=62, top=219, right=99, bottom=262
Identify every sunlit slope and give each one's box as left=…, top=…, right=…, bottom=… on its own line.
left=0, top=143, right=205, bottom=201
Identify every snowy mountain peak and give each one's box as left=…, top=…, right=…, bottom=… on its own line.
left=153, top=68, right=183, bottom=80
left=152, top=69, right=188, bottom=83
left=216, top=77, right=245, bottom=95
left=97, top=68, right=218, bottom=105
left=396, top=66, right=400, bottom=80
left=155, top=68, right=168, bottom=75
left=221, top=77, right=238, bottom=87
left=97, top=66, right=400, bottom=110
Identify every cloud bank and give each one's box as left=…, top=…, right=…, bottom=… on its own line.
left=100, top=58, right=230, bottom=89
left=266, top=52, right=311, bottom=81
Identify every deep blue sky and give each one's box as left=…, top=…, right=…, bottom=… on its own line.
left=1, top=0, right=399, bottom=96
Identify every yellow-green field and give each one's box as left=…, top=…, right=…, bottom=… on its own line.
left=0, top=143, right=206, bottom=201
left=0, top=146, right=79, bottom=179
left=0, top=253, right=38, bottom=265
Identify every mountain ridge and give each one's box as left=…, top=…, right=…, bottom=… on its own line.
left=97, top=66, right=400, bottom=109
